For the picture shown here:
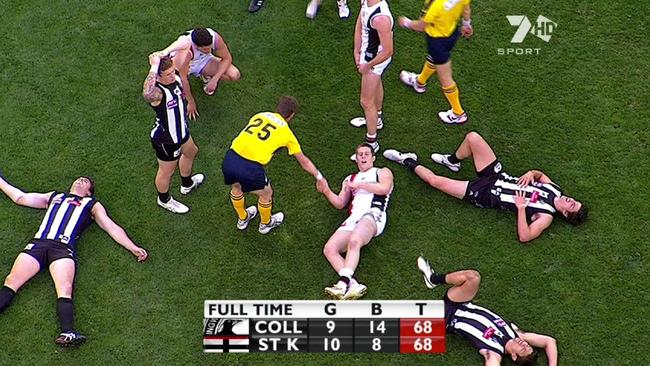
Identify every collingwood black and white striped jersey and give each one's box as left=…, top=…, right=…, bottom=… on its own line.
left=360, top=0, right=393, bottom=62
left=150, top=74, right=189, bottom=144
left=489, top=173, right=562, bottom=219
left=448, top=301, right=518, bottom=356
left=33, top=192, right=97, bottom=251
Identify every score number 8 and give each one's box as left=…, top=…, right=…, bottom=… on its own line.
left=413, top=320, right=433, bottom=334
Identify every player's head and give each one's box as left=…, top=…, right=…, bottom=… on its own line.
left=157, top=56, right=176, bottom=83
left=275, top=96, right=299, bottom=121
left=191, top=28, right=213, bottom=52
left=507, top=338, right=537, bottom=365
left=355, top=143, right=376, bottom=171
left=556, top=196, right=587, bottom=226
left=70, top=176, right=95, bottom=197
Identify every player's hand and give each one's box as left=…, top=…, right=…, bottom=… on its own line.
left=187, top=100, right=199, bottom=120
left=398, top=16, right=412, bottom=29
left=357, top=63, right=371, bottom=74
left=132, top=247, right=148, bottom=262
left=148, top=53, right=161, bottom=67
left=461, top=25, right=473, bottom=38
left=517, top=171, right=535, bottom=187
left=514, top=190, right=528, bottom=209
left=205, top=78, right=219, bottom=95
left=316, top=177, right=329, bottom=193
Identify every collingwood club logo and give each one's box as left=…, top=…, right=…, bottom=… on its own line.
left=498, top=15, right=557, bottom=55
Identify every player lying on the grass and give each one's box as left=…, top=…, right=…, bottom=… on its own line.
left=316, top=143, right=393, bottom=299
left=417, top=256, right=557, bottom=366
left=383, top=131, right=587, bottom=242
left=0, top=172, right=148, bottom=347
left=222, top=96, right=323, bottom=234
left=155, top=27, right=241, bottom=120
left=144, top=54, right=204, bottom=214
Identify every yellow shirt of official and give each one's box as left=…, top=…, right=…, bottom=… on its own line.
left=231, top=112, right=302, bottom=165
left=422, top=0, right=470, bottom=38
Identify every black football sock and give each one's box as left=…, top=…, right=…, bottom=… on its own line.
left=0, top=286, right=16, bottom=313
left=403, top=158, right=419, bottom=171
left=180, top=175, right=193, bottom=188
left=429, top=273, right=448, bottom=285
left=158, top=191, right=170, bottom=203
left=447, top=154, right=460, bottom=164
left=57, top=297, right=75, bottom=333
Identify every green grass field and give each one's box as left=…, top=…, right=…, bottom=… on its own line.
left=0, top=0, right=648, bottom=365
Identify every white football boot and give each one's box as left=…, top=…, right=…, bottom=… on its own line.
left=417, top=256, right=437, bottom=289
left=237, top=206, right=258, bottom=230
left=337, top=0, right=350, bottom=19
left=438, top=109, right=468, bottom=124
left=430, top=153, right=461, bottom=172
left=399, top=71, right=427, bottom=94
left=259, top=212, right=285, bottom=234
left=324, top=282, right=347, bottom=300
left=342, top=282, right=368, bottom=300
left=180, top=173, right=205, bottom=195
left=382, top=149, right=418, bottom=165
left=306, top=0, right=321, bottom=19
left=157, top=196, right=189, bottom=214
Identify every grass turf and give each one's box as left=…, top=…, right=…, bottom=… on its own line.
left=0, top=0, right=648, bottom=365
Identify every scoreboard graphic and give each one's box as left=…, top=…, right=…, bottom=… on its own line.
left=203, top=300, right=445, bottom=353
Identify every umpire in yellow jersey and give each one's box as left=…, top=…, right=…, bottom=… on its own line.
left=222, top=96, right=324, bottom=234
left=398, top=0, right=473, bottom=125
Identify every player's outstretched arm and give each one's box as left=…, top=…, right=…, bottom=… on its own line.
left=318, top=178, right=351, bottom=210
left=0, top=172, right=52, bottom=209
left=293, top=152, right=321, bottom=179
left=514, top=191, right=553, bottom=243
left=175, top=51, right=199, bottom=120
left=92, top=202, right=148, bottom=262
left=158, top=36, right=192, bottom=56
left=348, top=168, right=393, bottom=196
left=461, top=5, right=474, bottom=38
left=518, top=331, right=558, bottom=366
left=398, top=16, right=426, bottom=33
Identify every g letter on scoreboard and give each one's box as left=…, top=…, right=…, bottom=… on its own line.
left=203, top=300, right=445, bottom=354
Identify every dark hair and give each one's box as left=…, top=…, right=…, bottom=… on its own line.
left=514, top=349, right=538, bottom=366
left=564, top=204, right=588, bottom=226
left=81, top=176, right=95, bottom=195
left=275, top=96, right=299, bottom=119
left=356, top=143, right=376, bottom=156
left=191, top=28, right=213, bottom=47
left=158, top=56, right=174, bottom=75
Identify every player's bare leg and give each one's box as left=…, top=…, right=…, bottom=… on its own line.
left=179, top=136, right=204, bottom=195
left=230, top=183, right=257, bottom=230
left=341, top=216, right=376, bottom=300
left=323, top=231, right=352, bottom=299
left=414, top=166, right=468, bottom=200
left=383, top=149, right=468, bottom=199
left=201, top=57, right=242, bottom=82
left=0, top=253, right=40, bottom=313
left=323, top=231, right=352, bottom=272
left=50, top=258, right=85, bottom=346
left=445, top=270, right=481, bottom=303
left=360, top=73, right=381, bottom=151
left=431, top=131, right=498, bottom=173
left=375, top=78, right=384, bottom=128
left=155, top=160, right=189, bottom=214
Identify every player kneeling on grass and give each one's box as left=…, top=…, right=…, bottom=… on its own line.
left=383, top=131, right=587, bottom=243
left=416, top=256, right=557, bottom=366
left=0, top=172, right=148, bottom=347
left=222, top=96, right=323, bottom=234
left=316, top=144, right=394, bottom=300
